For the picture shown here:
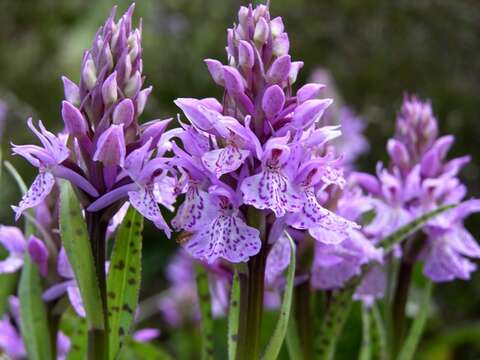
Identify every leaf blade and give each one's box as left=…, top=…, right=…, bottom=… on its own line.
left=60, top=181, right=104, bottom=330
left=262, top=232, right=297, bottom=360
left=228, top=268, right=240, bottom=360
left=107, top=207, right=144, bottom=360
left=194, top=262, right=214, bottom=360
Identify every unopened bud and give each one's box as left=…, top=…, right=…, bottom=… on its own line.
left=102, top=71, right=118, bottom=106
left=61, top=76, right=80, bottom=106
left=93, top=124, right=126, bottom=167
left=113, top=99, right=135, bottom=127
left=204, top=59, right=224, bottom=86
left=270, top=17, right=284, bottom=37
left=254, top=17, right=269, bottom=45
left=266, top=55, right=291, bottom=84
left=272, top=33, right=289, bottom=57
left=262, top=85, right=285, bottom=117
left=238, top=40, right=254, bottom=69
left=82, top=55, right=97, bottom=90
left=61, top=101, right=88, bottom=136
left=124, top=71, right=142, bottom=98
left=136, top=86, right=152, bottom=115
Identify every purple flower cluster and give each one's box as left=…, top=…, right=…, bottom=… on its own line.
left=12, top=5, right=174, bottom=235
left=171, top=4, right=357, bottom=263
left=354, top=95, right=480, bottom=282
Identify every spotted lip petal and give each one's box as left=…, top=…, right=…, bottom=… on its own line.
left=201, top=146, right=250, bottom=178
left=12, top=171, right=56, bottom=221
left=171, top=185, right=216, bottom=231
left=128, top=187, right=171, bottom=238
left=241, top=168, right=303, bottom=217
left=288, top=188, right=358, bottom=233
left=185, top=212, right=261, bottom=263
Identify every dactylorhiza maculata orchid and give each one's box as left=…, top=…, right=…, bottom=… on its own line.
left=13, top=5, right=174, bottom=233
left=170, top=3, right=359, bottom=357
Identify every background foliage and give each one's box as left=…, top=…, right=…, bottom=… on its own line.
left=1, top=0, right=480, bottom=358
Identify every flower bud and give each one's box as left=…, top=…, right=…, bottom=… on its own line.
left=227, top=29, right=236, bottom=58
left=27, top=236, right=48, bottom=277
left=204, top=59, right=224, bottom=86
left=387, top=139, right=410, bottom=170
left=124, top=71, right=141, bottom=98
left=175, top=98, right=217, bottom=131
left=61, top=76, right=80, bottom=106
left=272, top=33, right=289, bottom=57
left=128, top=34, right=140, bottom=62
left=113, top=98, right=135, bottom=127
left=238, top=40, right=254, bottom=69
left=266, top=55, right=291, bottom=84
left=254, top=17, right=269, bottom=45
left=288, top=61, right=304, bottom=84
left=136, top=86, right=152, bottom=115
left=93, top=124, right=126, bottom=166
left=223, top=66, right=246, bottom=94
left=102, top=71, right=118, bottom=106
left=351, top=172, right=381, bottom=195
left=82, top=55, right=97, bottom=90
left=140, top=118, right=172, bottom=146
left=270, top=17, right=284, bottom=37
left=262, top=85, right=285, bottom=117
left=61, top=101, right=88, bottom=136
left=292, top=98, right=333, bottom=129
left=254, top=4, right=268, bottom=20
left=297, top=83, right=325, bottom=103
left=238, top=6, right=250, bottom=29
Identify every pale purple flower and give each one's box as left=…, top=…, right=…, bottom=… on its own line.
left=133, top=328, right=160, bottom=343
left=0, top=226, right=26, bottom=273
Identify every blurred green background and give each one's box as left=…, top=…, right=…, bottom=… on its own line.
left=1, top=0, right=480, bottom=358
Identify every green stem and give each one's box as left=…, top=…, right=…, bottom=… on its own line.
left=87, top=212, right=109, bottom=360
left=392, top=260, right=412, bottom=356
left=295, top=281, right=313, bottom=359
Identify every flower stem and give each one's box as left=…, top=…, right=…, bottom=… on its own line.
left=87, top=212, right=109, bottom=360
left=295, top=280, right=313, bottom=359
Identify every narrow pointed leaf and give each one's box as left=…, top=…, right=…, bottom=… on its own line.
left=228, top=269, right=240, bottom=360
left=371, top=304, right=388, bottom=360
left=359, top=306, right=372, bottom=360
left=60, top=181, right=104, bottom=329
left=19, top=256, right=53, bottom=360
left=262, top=232, right=296, bottom=360
left=397, top=281, right=433, bottom=360
left=286, top=315, right=302, bottom=360
left=195, top=262, right=214, bottom=360
left=118, top=337, right=173, bottom=360
left=60, top=308, right=88, bottom=360
left=107, top=207, right=144, bottom=360
left=314, top=204, right=455, bottom=360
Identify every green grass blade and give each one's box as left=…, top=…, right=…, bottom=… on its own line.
left=286, top=315, right=303, bottom=360
left=4, top=160, right=28, bottom=194
left=195, top=262, right=214, bottom=360
left=59, top=181, right=104, bottom=330
left=107, top=207, right=144, bottom=360
left=314, top=205, right=454, bottom=360
left=359, top=306, right=372, bottom=360
left=396, top=281, right=433, bottom=360
left=19, top=256, right=53, bottom=360
left=228, top=268, right=240, bottom=360
left=262, top=232, right=296, bottom=360
left=371, top=304, right=388, bottom=360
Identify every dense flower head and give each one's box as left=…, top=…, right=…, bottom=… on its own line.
left=354, top=95, right=480, bottom=282
left=171, top=3, right=358, bottom=264
left=12, top=5, right=174, bottom=234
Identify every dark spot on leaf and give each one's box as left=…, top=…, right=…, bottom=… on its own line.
left=115, top=261, right=125, bottom=270
left=75, top=228, right=83, bottom=236
left=231, top=334, right=237, bottom=342
left=107, top=291, right=116, bottom=299
left=232, top=300, right=238, bottom=307
left=73, top=345, right=81, bottom=351
left=128, top=278, right=136, bottom=285
left=118, top=327, right=125, bottom=336
left=128, top=266, right=135, bottom=273
left=122, top=303, right=133, bottom=314
left=125, top=220, right=132, bottom=228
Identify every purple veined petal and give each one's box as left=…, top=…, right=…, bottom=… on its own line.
left=199, top=97, right=223, bottom=113
left=26, top=119, right=70, bottom=164
left=112, top=98, right=134, bottom=127
left=272, top=32, right=290, bottom=57
left=52, top=165, right=99, bottom=197
left=12, top=171, right=56, bottom=221
left=153, top=176, right=177, bottom=211
left=350, top=172, right=381, bottom=195
left=447, top=226, right=480, bottom=258
left=185, top=212, right=261, bottom=264
left=174, top=98, right=219, bottom=132
left=204, top=59, right=224, bottom=86
left=223, top=66, right=246, bottom=94
left=43, top=280, right=75, bottom=302
left=353, top=266, right=386, bottom=307
left=303, top=125, right=342, bottom=148
left=309, top=227, right=348, bottom=246
left=133, top=328, right=161, bottom=343
left=454, top=199, right=480, bottom=221
left=291, top=98, right=333, bottom=129
left=27, top=236, right=49, bottom=277
left=93, top=124, right=126, bottom=167
left=225, top=116, right=263, bottom=160
left=265, top=232, right=291, bottom=284
left=57, top=247, right=74, bottom=279
left=87, top=183, right=137, bottom=212
left=140, top=119, right=172, bottom=147
left=124, top=138, right=153, bottom=180
left=311, top=257, right=360, bottom=290
left=403, top=165, right=421, bottom=201
left=319, top=166, right=346, bottom=189
left=238, top=40, right=254, bottom=69
left=241, top=168, right=303, bottom=217
left=172, top=185, right=217, bottom=232
left=266, top=55, right=291, bottom=84
left=0, top=315, right=26, bottom=359
left=288, top=188, right=358, bottom=232
left=61, top=101, right=89, bottom=137
left=62, top=76, right=80, bottom=106
left=296, top=83, right=325, bottom=104
left=67, top=285, right=86, bottom=318
left=11, top=144, right=43, bottom=167
left=262, top=85, right=285, bottom=118
left=201, top=146, right=250, bottom=178
left=128, top=187, right=171, bottom=238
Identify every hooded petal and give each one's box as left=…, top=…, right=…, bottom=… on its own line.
left=12, top=171, right=55, bottom=221
left=128, top=187, right=171, bottom=237
left=201, top=146, right=250, bottom=178
left=67, top=285, right=86, bottom=317
left=185, top=213, right=261, bottom=263
left=241, top=168, right=302, bottom=217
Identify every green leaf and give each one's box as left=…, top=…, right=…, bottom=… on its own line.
left=4, top=160, right=28, bottom=194
left=118, top=337, right=173, bottom=360
left=262, top=232, right=296, bottom=360
left=397, top=281, right=433, bottom=360
left=359, top=306, right=372, bottom=360
left=195, top=262, right=214, bottom=360
left=19, top=256, right=53, bottom=360
left=0, top=271, right=18, bottom=315
left=228, top=268, right=240, bottom=360
left=314, top=204, right=454, bottom=360
left=60, top=181, right=104, bottom=330
left=371, top=304, right=387, bottom=360
left=107, top=207, right=144, bottom=360
left=286, top=315, right=303, bottom=360
left=60, top=308, right=88, bottom=360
